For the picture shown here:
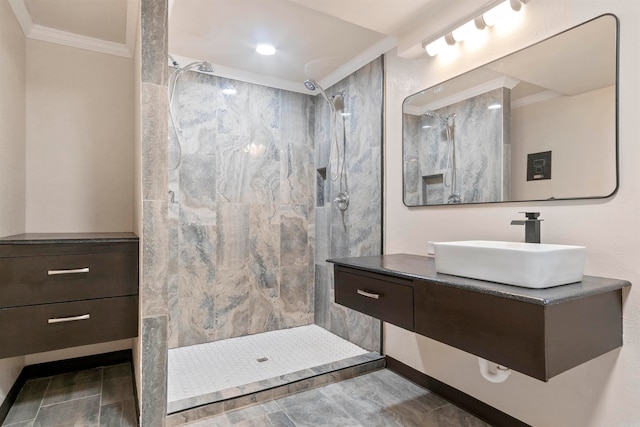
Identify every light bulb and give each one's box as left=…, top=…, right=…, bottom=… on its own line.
left=483, top=0, right=521, bottom=27
left=256, top=44, right=276, bottom=56
left=425, top=36, right=448, bottom=56
left=452, top=19, right=480, bottom=43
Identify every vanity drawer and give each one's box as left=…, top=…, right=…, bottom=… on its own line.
left=0, top=251, right=138, bottom=308
left=0, top=295, right=138, bottom=358
left=334, top=267, right=414, bottom=330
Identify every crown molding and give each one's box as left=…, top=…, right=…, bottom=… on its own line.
left=8, top=0, right=34, bottom=36
left=8, top=0, right=134, bottom=58
left=319, top=35, right=397, bottom=90
left=405, top=76, right=521, bottom=115
left=511, top=89, right=561, bottom=109
left=170, top=36, right=397, bottom=96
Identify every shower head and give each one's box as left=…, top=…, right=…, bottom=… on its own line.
left=303, top=79, right=333, bottom=107
left=170, top=56, right=215, bottom=76
left=198, top=61, right=215, bottom=73
left=425, top=110, right=455, bottom=127
left=303, top=79, right=318, bottom=91
left=182, top=61, right=215, bottom=74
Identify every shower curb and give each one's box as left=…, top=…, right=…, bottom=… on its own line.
left=165, top=355, right=385, bottom=426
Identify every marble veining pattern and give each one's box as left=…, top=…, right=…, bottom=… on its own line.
left=404, top=88, right=511, bottom=205
left=168, top=73, right=316, bottom=347
left=314, top=57, right=383, bottom=352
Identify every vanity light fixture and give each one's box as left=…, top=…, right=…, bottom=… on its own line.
left=256, top=43, right=276, bottom=55
left=423, top=0, right=528, bottom=57
left=488, top=103, right=503, bottom=109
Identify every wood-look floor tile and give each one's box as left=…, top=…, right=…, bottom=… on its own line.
left=2, top=378, right=50, bottom=426
left=41, top=368, right=102, bottom=407
left=33, top=395, right=100, bottom=427
left=99, top=400, right=137, bottom=427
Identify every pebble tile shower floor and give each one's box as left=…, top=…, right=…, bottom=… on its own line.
left=168, top=325, right=369, bottom=411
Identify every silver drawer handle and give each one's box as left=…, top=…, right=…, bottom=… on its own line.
left=48, top=314, right=91, bottom=324
left=357, top=289, right=380, bottom=300
left=48, top=267, right=90, bottom=276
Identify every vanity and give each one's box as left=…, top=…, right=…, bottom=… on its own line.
left=0, top=233, right=139, bottom=358
left=329, top=254, right=630, bottom=381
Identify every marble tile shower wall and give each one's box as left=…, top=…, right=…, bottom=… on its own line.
left=314, top=57, right=383, bottom=353
left=404, top=87, right=510, bottom=205
left=167, top=73, right=316, bottom=348
left=139, top=0, right=170, bottom=425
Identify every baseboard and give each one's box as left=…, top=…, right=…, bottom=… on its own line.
left=0, top=369, right=28, bottom=424
left=385, top=356, right=530, bottom=427
left=0, top=350, right=134, bottom=425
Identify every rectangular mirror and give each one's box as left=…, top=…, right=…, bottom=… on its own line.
left=403, top=14, right=618, bottom=206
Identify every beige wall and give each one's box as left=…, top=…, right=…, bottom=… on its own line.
left=0, top=0, right=27, bottom=404
left=511, top=85, right=616, bottom=200
left=0, top=0, right=26, bottom=238
left=384, top=1, right=640, bottom=426
left=25, top=39, right=134, bottom=233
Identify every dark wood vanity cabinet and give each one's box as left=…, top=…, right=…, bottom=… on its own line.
left=0, top=233, right=139, bottom=359
left=330, top=254, right=630, bottom=382
left=335, top=267, right=414, bottom=330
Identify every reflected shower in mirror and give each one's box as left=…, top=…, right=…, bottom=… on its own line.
left=403, top=14, right=618, bottom=206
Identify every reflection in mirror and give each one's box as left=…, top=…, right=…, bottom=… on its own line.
left=403, top=14, right=618, bottom=206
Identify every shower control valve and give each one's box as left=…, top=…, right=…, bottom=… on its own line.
left=334, top=192, right=349, bottom=212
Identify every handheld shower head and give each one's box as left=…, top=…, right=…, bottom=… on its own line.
left=303, top=79, right=318, bottom=91
left=197, top=61, right=215, bottom=73
left=169, top=57, right=215, bottom=76
left=425, top=110, right=456, bottom=127
left=303, top=79, right=333, bottom=106
left=181, top=61, right=215, bottom=74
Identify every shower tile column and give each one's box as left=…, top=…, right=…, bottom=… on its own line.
left=139, top=0, right=169, bottom=425
left=314, top=58, right=383, bottom=353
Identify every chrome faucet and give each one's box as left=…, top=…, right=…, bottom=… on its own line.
left=511, top=212, right=543, bottom=243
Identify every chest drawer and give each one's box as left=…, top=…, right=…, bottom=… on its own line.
left=0, top=250, right=138, bottom=308
left=0, top=295, right=138, bottom=358
left=334, top=267, right=414, bottom=330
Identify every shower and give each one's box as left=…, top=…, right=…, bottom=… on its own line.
left=425, top=110, right=461, bottom=204
left=168, top=56, right=215, bottom=170
left=304, top=79, right=349, bottom=211
left=163, top=56, right=385, bottom=418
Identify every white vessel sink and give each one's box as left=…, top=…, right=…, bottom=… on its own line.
left=434, top=241, right=586, bottom=289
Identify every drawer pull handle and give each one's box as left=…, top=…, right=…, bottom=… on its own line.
left=357, top=289, right=381, bottom=300
left=48, top=267, right=90, bottom=276
left=48, top=314, right=91, bottom=324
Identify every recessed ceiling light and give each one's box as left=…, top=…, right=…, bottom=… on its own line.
left=222, top=88, right=237, bottom=95
left=256, top=44, right=276, bottom=56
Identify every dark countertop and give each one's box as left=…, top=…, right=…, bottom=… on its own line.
left=328, top=253, right=631, bottom=306
left=0, top=232, right=139, bottom=244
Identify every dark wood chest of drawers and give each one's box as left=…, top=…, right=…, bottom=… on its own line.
left=0, top=233, right=139, bottom=358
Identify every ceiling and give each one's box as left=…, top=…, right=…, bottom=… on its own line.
left=9, top=0, right=494, bottom=93
left=17, top=0, right=584, bottom=97
left=167, top=0, right=458, bottom=93
left=8, top=0, right=135, bottom=57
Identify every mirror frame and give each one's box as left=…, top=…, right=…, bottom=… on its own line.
left=402, top=13, right=619, bottom=207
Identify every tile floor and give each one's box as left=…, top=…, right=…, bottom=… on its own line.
left=183, top=369, right=491, bottom=427
left=2, top=365, right=490, bottom=427
left=1, top=363, right=137, bottom=427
